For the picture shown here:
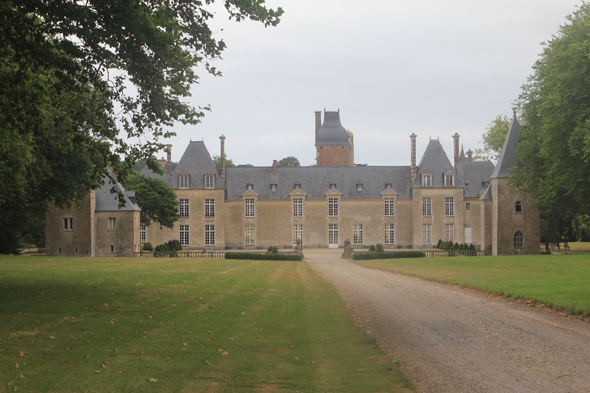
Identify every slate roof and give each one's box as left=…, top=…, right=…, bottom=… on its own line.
left=95, top=177, right=141, bottom=211
left=413, top=139, right=456, bottom=188
left=315, top=110, right=350, bottom=146
left=491, top=114, right=521, bottom=178
left=457, top=160, right=495, bottom=198
left=224, top=166, right=413, bottom=200
left=480, top=184, right=493, bottom=200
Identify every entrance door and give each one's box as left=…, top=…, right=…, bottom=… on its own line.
left=464, top=226, right=473, bottom=244
left=329, top=224, right=339, bottom=248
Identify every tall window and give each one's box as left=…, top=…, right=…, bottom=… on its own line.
left=385, top=224, right=395, bottom=245
left=293, top=224, right=303, bottom=245
left=514, top=231, right=524, bottom=248
left=205, top=199, right=215, bottom=217
left=63, top=217, right=73, bottom=231
left=353, top=224, right=363, bottom=245
left=245, top=198, right=255, bottom=217
left=384, top=198, right=395, bottom=216
left=205, top=174, right=214, bottom=189
left=445, top=223, right=454, bottom=242
left=445, top=197, right=454, bottom=216
left=422, top=197, right=432, bottom=216
left=179, top=175, right=189, bottom=189
left=445, top=174, right=454, bottom=186
left=140, top=224, right=147, bottom=245
left=205, top=225, right=215, bottom=245
left=515, top=201, right=522, bottom=213
left=422, top=174, right=431, bottom=187
left=328, top=198, right=339, bottom=217
left=466, top=202, right=471, bottom=212
left=245, top=225, right=255, bottom=245
left=180, top=225, right=190, bottom=246
left=179, top=199, right=190, bottom=217
left=293, top=198, right=303, bottom=217
left=108, top=217, right=116, bottom=230
left=422, top=224, right=432, bottom=245
left=329, top=224, right=339, bottom=245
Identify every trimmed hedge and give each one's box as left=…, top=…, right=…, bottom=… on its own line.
left=353, top=251, right=425, bottom=260
left=225, top=252, right=304, bottom=261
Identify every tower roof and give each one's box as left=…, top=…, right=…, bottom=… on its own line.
left=315, top=110, right=350, bottom=146
left=491, top=114, right=521, bottom=178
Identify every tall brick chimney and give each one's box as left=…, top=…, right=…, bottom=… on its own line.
left=315, top=111, right=322, bottom=135
left=467, top=149, right=473, bottom=161
left=219, top=135, right=226, bottom=185
left=166, top=144, right=172, bottom=174
left=453, top=133, right=460, bottom=168
left=273, top=160, right=277, bottom=176
left=410, top=133, right=417, bottom=182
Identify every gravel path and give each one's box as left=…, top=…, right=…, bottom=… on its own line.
left=305, top=249, right=590, bottom=393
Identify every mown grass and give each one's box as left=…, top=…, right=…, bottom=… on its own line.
left=354, top=254, right=590, bottom=316
left=0, top=256, right=413, bottom=392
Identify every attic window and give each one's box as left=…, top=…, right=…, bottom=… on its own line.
left=330, top=183, right=337, bottom=190
left=247, top=184, right=253, bottom=190
left=179, top=175, right=189, bottom=189
left=385, top=183, right=392, bottom=189
left=357, top=183, right=363, bottom=191
left=205, top=174, right=215, bottom=189
left=422, top=174, right=431, bottom=187
left=271, top=184, right=277, bottom=191
left=482, top=181, right=490, bottom=189
left=445, top=174, right=454, bottom=187
left=294, top=184, right=301, bottom=190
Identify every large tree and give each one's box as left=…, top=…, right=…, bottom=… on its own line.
left=513, top=1, right=590, bottom=242
left=122, top=174, right=179, bottom=229
left=277, top=156, right=300, bottom=167
left=474, top=114, right=511, bottom=162
left=0, top=1, right=282, bottom=253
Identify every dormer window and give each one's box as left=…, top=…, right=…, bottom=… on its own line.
left=179, top=175, right=189, bottom=189
left=385, top=183, right=392, bottom=189
left=357, top=183, right=363, bottom=191
left=205, top=174, right=214, bottom=189
left=330, top=183, right=337, bottom=189
left=247, top=184, right=253, bottom=190
left=445, top=174, right=454, bottom=187
left=422, top=174, right=431, bottom=187
left=482, top=181, right=490, bottom=189
left=294, top=184, right=301, bottom=190
left=271, top=184, right=277, bottom=191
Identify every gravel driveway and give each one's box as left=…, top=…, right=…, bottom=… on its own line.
left=305, top=249, right=590, bottom=393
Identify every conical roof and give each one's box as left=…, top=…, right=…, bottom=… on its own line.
left=315, top=110, right=350, bottom=146
left=491, top=114, right=521, bottom=178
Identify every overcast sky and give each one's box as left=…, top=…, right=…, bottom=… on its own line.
left=163, top=0, right=582, bottom=167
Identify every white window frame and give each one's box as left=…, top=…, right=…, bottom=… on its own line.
left=466, top=202, right=471, bottom=212
left=63, top=217, right=73, bottom=231
left=140, top=224, right=147, bottom=245
left=422, top=224, right=432, bottom=245
left=245, top=224, right=255, bottom=246
left=385, top=223, right=395, bottom=245
left=328, top=197, right=339, bottom=217
left=205, top=225, right=215, bottom=245
left=329, top=224, right=339, bottom=245
left=205, top=198, right=215, bottom=218
left=293, top=224, right=303, bottom=245
left=108, top=217, right=116, bottom=231
left=179, top=198, right=190, bottom=218
left=384, top=197, right=395, bottom=216
left=445, top=223, right=454, bottom=242
left=422, top=197, right=432, bottom=216
left=445, top=197, right=454, bottom=216
left=293, top=198, right=303, bottom=217
left=422, top=174, right=432, bottom=187
left=180, top=225, right=190, bottom=246
left=245, top=198, right=255, bottom=218
left=179, top=175, right=189, bottom=189
left=445, top=174, right=454, bottom=187
left=205, top=174, right=215, bottom=189
left=353, top=224, right=363, bottom=245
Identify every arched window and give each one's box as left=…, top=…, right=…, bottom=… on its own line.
left=515, top=201, right=522, bottom=213
left=514, top=231, right=524, bottom=248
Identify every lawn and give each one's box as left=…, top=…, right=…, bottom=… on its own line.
left=354, top=254, right=590, bottom=316
left=0, top=256, right=413, bottom=392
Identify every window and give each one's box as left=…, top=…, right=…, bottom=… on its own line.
left=330, top=183, right=337, bottom=189
left=205, top=199, right=215, bottom=218
left=422, top=224, right=432, bottom=245
left=445, top=223, right=454, bottom=242
left=247, top=184, right=253, bottom=190
left=271, top=184, right=277, bottom=191
left=422, top=197, right=432, bottom=216
left=385, top=183, right=392, bottom=189
left=514, top=231, right=524, bottom=248
left=422, top=174, right=431, bottom=187
left=180, top=225, right=190, bottom=246
left=205, top=225, right=215, bottom=245
left=205, top=174, right=214, bottom=189
left=482, top=181, right=490, bottom=189
left=293, top=224, right=303, bottom=245
left=245, top=198, right=255, bottom=218
left=329, top=224, right=339, bottom=245
left=179, top=175, right=189, bottom=189
left=385, top=224, right=395, bottom=245
left=75, top=247, right=78, bottom=255
left=63, top=217, right=73, bottom=231
left=140, top=224, right=147, bottom=245
left=108, top=217, right=116, bottom=230
left=294, top=183, right=301, bottom=189
left=179, top=199, right=190, bottom=217
left=245, top=225, right=255, bottom=245
left=58, top=247, right=62, bottom=254
left=293, top=198, right=303, bottom=217
left=353, top=224, right=363, bottom=245
left=328, top=198, right=339, bottom=217
left=445, top=197, right=454, bottom=216
left=110, top=245, right=114, bottom=253
left=356, top=183, right=363, bottom=191
left=466, top=202, right=471, bottom=212
left=515, top=201, right=522, bottom=213
left=445, top=174, right=454, bottom=187
left=384, top=198, right=395, bottom=216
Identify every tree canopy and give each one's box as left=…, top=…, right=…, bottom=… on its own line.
left=122, top=174, right=179, bottom=229
left=513, top=1, right=590, bottom=242
left=212, top=154, right=235, bottom=168
left=475, top=115, right=511, bottom=162
left=277, top=156, right=300, bottom=167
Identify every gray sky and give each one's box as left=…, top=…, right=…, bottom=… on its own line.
left=165, top=0, right=582, bottom=167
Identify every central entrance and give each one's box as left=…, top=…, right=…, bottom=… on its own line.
left=329, top=224, right=339, bottom=248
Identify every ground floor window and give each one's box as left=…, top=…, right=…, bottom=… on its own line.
left=329, top=224, right=339, bottom=245
left=422, top=224, right=432, bottom=245
left=140, top=224, right=147, bottom=245
left=445, top=223, right=454, bottom=242
left=180, top=225, right=190, bottom=246
left=245, top=224, right=255, bottom=245
left=353, top=224, right=363, bottom=245
left=205, top=225, right=215, bottom=245
left=514, top=231, right=523, bottom=248
left=385, top=224, right=395, bottom=244
left=293, top=224, right=303, bottom=246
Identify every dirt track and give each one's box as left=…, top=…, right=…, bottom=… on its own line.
left=305, top=249, right=590, bottom=393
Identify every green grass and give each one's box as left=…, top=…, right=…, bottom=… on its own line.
left=0, top=256, right=413, bottom=392
left=354, top=254, right=590, bottom=316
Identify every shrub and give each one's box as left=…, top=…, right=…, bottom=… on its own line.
left=368, top=244, right=376, bottom=252
left=375, top=243, right=384, bottom=253
left=267, top=246, right=279, bottom=254
left=454, top=242, right=460, bottom=249
left=175, top=239, right=182, bottom=250
left=143, top=242, right=153, bottom=251
left=469, top=244, right=476, bottom=251
left=436, top=239, right=443, bottom=248
left=352, top=251, right=425, bottom=260
left=226, top=252, right=303, bottom=261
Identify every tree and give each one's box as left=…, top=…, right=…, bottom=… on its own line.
left=474, top=115, right=511, bottom=161
left=212, top=154, right=235, bottom=168
left=278, top=156, right=300, bottom=167
left=122, top=174, right=179, bottom=229
left=513, top=2, right=590, bottom=241
left=0, top=1, right=282, bottom=253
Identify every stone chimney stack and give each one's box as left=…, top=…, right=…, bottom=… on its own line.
left=315, top=111, right=322, bottom=135
left=410, top=133, right=417, bottom=182
left=219, top=135, right=226, bottom=185
left=273, top=160, right=277, bottom=176
left=166, top=144, right=172, bottom=174
left=467, top=149, right=473, bottom=161
left=453, top=133, right=460, bottom=168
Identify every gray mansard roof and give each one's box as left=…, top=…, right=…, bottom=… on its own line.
left=457, top=160, right=495, bottom=197
left=491, top=114, right=521, bottom=179
left=225, top=166, right=412, bottom=200
left=315, top=110, right=350, bottom=146
left=413, top=139, right=457, bottom=188
left=95, top=176, right=141, bottom=211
